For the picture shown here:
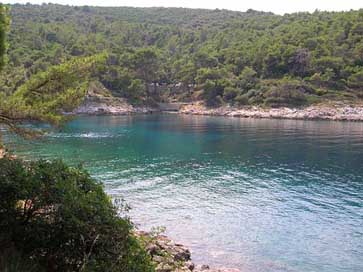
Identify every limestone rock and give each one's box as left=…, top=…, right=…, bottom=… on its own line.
left=134, top=230, right=240, bottom=272
left=180, top=102, right=363, bottom=122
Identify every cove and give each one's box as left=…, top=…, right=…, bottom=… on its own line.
left=6, top=114, right=363, bottom=272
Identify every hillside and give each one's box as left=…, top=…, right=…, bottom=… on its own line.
left=1, top=3, right=363, bottom=107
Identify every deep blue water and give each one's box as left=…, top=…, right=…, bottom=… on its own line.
left=6, top=114, right=363, bottom=272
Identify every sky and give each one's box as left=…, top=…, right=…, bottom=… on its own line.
left=2, top=0, right=363, bottom=15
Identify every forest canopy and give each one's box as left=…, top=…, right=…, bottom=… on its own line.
left=1, top=4, right=363, bottom=107
left=0, top=5, right=107, bottom=148
left=0, top=4, right=9, bottom=71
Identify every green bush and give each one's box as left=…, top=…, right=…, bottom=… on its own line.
left=315, top=88, right=328, bottom=96
left=237, top=66, right=258, bottom=91
left=223, top=87, right=240, bottom=101
left=347, top=70, right=363, bottom=89
left=259, top=79, right=310, bottom=107
left=264, top=86, right=307, bottom=107
left=235, top=94, right=249, bottom=105
left=0, top=158, right=154, bottom=272
left=0, top=248, right=44, bottom=272
left=264, top=90, right=306, bottom=107
left=203, top=80, right=224, bottom=106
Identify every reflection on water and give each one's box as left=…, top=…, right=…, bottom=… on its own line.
left=5, top=114, right=363, bottom=272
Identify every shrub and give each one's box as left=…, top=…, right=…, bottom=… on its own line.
left=0, top=248, right=44, bottom=272
left=235, top=94, right=249, bottom=105
left=203, top=79, right=225, bottom=106
left=242, top=89, right=264, bottom=105
left=237, top=66, right=258, bottom=91
left=264, top=88, right=307, bottom=107
left=347, top=70, right=363, bottom=89
left=223, top=87, right=240, bottom=101
left=259, top=79, right=311, bottom=107
left=264, top=85, right=307, bottom=107
left=0, top=158, right=154, bottom=272
left=315, top=88, right=328, bottom=96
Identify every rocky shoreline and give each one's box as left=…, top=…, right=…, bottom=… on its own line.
left=75, top=92, right=363, bottom=121
left=179, top=102, right=363, bottom=121
left=74, top=97, right=155, bottom=115
left=135, top=230, right=240, bottom=272
left=73, top=84, right=156, bottom=115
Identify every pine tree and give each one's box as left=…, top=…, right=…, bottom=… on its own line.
left=0, top=6, right=107, bottom=151
left=0, top=54, right=107, bottom=148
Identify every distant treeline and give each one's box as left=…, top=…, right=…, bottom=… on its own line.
left=1, top=4, right=363, bottom=107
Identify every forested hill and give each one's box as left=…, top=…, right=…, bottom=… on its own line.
left=2, top=4, right=363, bottom=107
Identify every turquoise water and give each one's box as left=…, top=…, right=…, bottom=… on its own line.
left=6, top=114, right=363, bottom=272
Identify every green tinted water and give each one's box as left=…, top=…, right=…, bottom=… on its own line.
left=6, top=114, right=363, bottom=272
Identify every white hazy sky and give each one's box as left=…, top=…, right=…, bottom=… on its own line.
left=2, top=0, right=363, bottom=14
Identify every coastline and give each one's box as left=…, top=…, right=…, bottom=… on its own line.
left=179, top=102, right=363, bottom=122
left=72, top=98, right=363, bottom=270
left=7, top=100, right=363, bottom=271
left=75, top=98, right=363, bottom=122
left=74, top=99, right=156, bottom=115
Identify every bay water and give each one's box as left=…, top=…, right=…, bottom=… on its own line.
left=6, top=114, right=363, bottom=272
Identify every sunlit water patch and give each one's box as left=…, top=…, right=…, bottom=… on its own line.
left=5, top=114, right=363, bottom=272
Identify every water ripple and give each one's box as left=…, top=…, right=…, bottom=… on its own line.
left=5, top=115, right=363, bottom=272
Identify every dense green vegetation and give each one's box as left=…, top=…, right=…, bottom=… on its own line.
left=0, top=53, right=106, bottom=147
left=1, top=4, right=363, bottom=107
left=0, top=158, right=154, bottom=271
left=1, top=4, right=362, bottom=271
left=0, top=4, right=108, bottom=147
left=0, top=4, right=9, bottom=71
left=1, top=8, right=154, bottom=272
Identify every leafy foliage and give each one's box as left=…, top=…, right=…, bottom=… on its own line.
left=0, top=4, right=9, bottom=71
left=1, top=4, right=363, bottom=107
left=0, top=53, right=107, bottom=146
left=263, top=79, right=308, bottom=107
left=0, top=158, right=154, bottom=272
left=0, top=248, right=44, bottom=272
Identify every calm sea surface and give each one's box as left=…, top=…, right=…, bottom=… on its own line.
left=5, top=114, right=363, bottom=272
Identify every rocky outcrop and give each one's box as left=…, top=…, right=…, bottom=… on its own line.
left=135, top=231, right=240, bottom=272
left=74, top=83, right=363, bottom=121
left=0, top=148, right=6, bottom=159
left=74, top=95, right=155, bottom=115
left=0, top=148, right=16, bottom=159
left=180, top=102, right=363, bottom=121
left=74, top=82, right=155, bottom=115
